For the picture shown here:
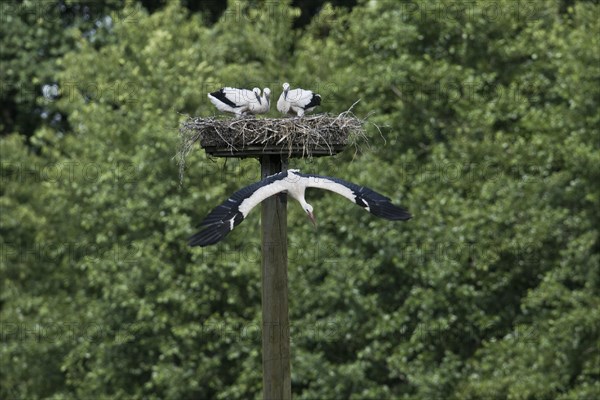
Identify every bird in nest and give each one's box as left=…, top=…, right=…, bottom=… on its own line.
left=208, top=87, right=271, bottom=117
left=277, top=82, right=321, bottom=117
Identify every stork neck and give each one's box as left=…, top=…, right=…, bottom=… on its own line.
left=286, top=186, right=308, bottom=209
left=297, top=195, right=310, bottom=209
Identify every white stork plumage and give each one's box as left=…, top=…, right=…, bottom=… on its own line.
left=208, top=87, right=271, bottom=116
left=189, top=169, right=411, bottom=247
left=249, top=87, right=271, bottom=114
left=276, top=82, right=321, bottom=116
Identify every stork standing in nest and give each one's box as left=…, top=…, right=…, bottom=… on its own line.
left=208, top=87, right=271, bottom=116
left=189, top=169, right=411, bottom=246
left=277, top=82, right=321, bottom=117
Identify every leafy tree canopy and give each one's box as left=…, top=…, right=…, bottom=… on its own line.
left=1, top=0, right=598, bottom=399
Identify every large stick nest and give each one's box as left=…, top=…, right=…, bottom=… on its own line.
left=177, top=110, right=368, bottom=181
left=181, top=113, right=362, bottom=155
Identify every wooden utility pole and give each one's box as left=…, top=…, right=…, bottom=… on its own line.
left=260, top=155, right=291, bottom=400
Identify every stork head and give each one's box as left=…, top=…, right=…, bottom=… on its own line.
left=252, top=87, right=261, bottom=104
left=282, top=82, right=290, bottom=99
left=304, top=203, right=316, bottom=228
left=263, top=87, right=271, bottom=104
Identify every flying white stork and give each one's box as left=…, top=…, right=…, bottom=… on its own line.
left=189, top=169, right=411, bottom=246
left=276, top=82, right=321, bottom=116
left=208, top=87, right=270, bottom=116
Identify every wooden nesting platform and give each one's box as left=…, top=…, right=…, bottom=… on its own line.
left=179, top=114, right=362, bottom=159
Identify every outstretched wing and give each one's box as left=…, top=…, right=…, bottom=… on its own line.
left=296, top=172, right=411, bottom=220
left=189, top=172, right=290, bottom=247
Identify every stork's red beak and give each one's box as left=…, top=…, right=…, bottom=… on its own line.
left=308, top=211, right=316, bottom=228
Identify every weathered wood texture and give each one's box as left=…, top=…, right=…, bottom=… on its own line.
left=260, top=155, right=291, bottom=400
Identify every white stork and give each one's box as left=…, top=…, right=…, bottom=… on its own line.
left=276, top=82, right=321, bottom=116
left=249, top=87, right=271, bottom=114
left=208, top=87, right=270, bottom=116
left=189, top=169, right=411, bottom=246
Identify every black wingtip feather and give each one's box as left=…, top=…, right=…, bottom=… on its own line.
left=209, top=88, right=238, bottom=108
left=303, top=93, right=321, bottom=109
left=370, top=201, right=412, bottom=221
left=188, top=222, right=231, bottom=247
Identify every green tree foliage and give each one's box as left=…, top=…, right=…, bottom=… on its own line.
left=0, top=0, right=129, bottom=137
left=1, top=0, right=598, bottom=399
